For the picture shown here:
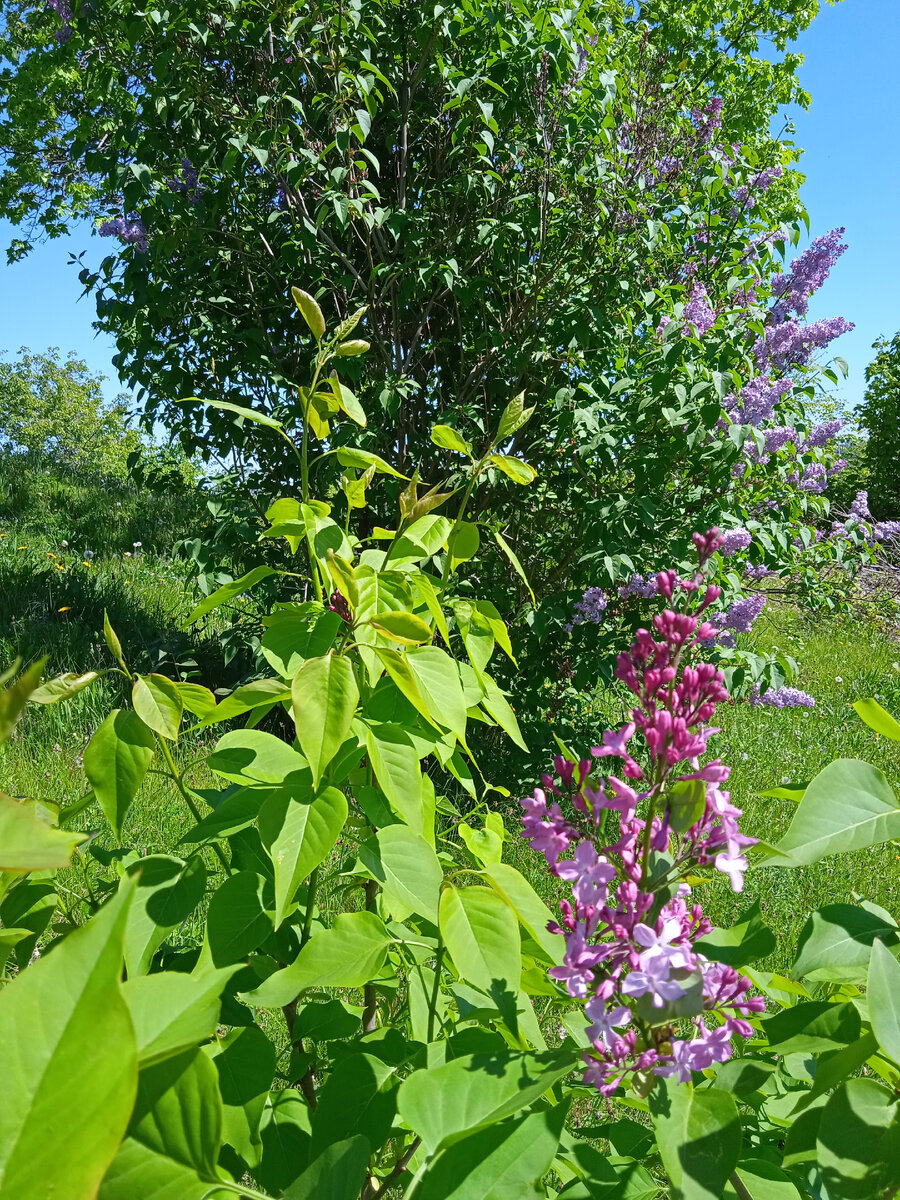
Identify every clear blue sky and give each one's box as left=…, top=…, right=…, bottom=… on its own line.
left=0, top=0, right=897, bottom=408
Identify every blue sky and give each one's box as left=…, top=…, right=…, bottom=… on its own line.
left=0, top=0, right=897, bottom=409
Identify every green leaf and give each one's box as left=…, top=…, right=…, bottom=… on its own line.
left=760, top=758, right=900, bottom=867
left=448, top=521, right=480, bottom=570
left=99, top=1138, right=211, bottom=1200
left=0, top=879, right=138, bottom=1198
left=311, top=1053, right=397, bottom=1154
left=816, top=1078, right=899, bottom=1198
left=123, top=968, right=237, bottom=1066
left=283, top=1136, right=370, bottom=1200
left=495, top=392, right=534, bottom=442
left=398, top=1049, right=576, bottom=1154
left=194, top=397, right=284, bottom=429
left=103, top=611, right=127, bottom=672
left=206, top=729, right=308, bottom=786
left=667, top=779, right=707, bottom=833
left=133, top=674, right=184, bottom=741
left=123, top=854, right=207, bottom=977
left=794, top=904, right=899, bottom=984
left=29, top=670, right=101, bottom=705
left=0, top=657, right=46, bottom=744
left=373, top=648, right=437, bottom=730
left=489, top=455, right=536, bottom=484
left=406, top=1106, right=565, bottom=1200
left=431, top=424, right=473, bottom=455
left=439, top=885, right=521, bottom=994
left=84, top=708, right=156, bottom=838
left=407, top=646, right=468, bottom=740
left=359, top=825, right=443, bottom=923
left=482, top=863, right=563, bottom=966
left=723, top=1160, right=803, bottom=1200
left=364, top=724, right=424, bottom=830
left=867, top=937, right=900, bottom=1064
left=0, top=791, right=85, bottom=871
left=335, top=446, right=408, bottom=478
left=291, top=655, right=359, bottom=787
left=368, top=610, right=433, bottom=645
left=186, top=565, right=276, bottom=625
left=174, top=682, right=217, bottom=720
left=240, top=912, right=391, bottom=1007
left=204, top=870, right=273, bottom=967
left=853, top=697, right=900, bottom=740
left=261, top=609, right=342, bottom=679
left=207, top=1024, right=277, bottom=1163
left=477, top=674, right=526, bottom=751
left=649, top=1079, right=742, bottom=1200
left=458, top=821, right=502, bottom=867
left=696, top=900, right=776, bottom=967
left=292, top=286, right=326, bottom=339
left=761, top=1001, right=860, bottom=1054
left=190, top=678, right=290, bottom=730
left=129, top=1047, right=222, bottom=1181
left=492, top=529, right=535, bottom=603
left=259, top=784, right=348, bottom=925
left=327, top=374, right=367, bottom=425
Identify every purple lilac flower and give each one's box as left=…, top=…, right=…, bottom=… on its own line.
left=99, top=214, right=149, bottom=254
left=829, top=459, right=848, bottom=476
left=726, top=376, right=792, bottom=426
left=805, top=419, right=845, bottom=447
left=771, top=228, right=848, bottom=321
left=692, top=97, right=723, bottom=144
left=749, top=684, right=815, bottom=709
left=522, top=531, right=763, bottom=1097
left=743, top=564, right=778, bottom=580
left=565, top=587, right=608, bottom=632
left=874, top=521, right=900, bottom=541
left=722, top=593, right=766, bottom=634
left=48, top=0, right=73, bottom=40
left=850, top=490, right=871, bottom=520
left=167, top=158, right=203, bottom=204
left=718, top=529, right=751, bottom=557
left=800, top=463, right=827, bottom=494
left=754, top=316, right=855, bottom=371
left=684, top=283, right=717, bottom=337
left=619, top=574, right=659, bottom=601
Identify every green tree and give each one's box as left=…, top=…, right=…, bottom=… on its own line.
left=0, top=348, right=141, bottom=478
left=859, top=333, right=900, bottom=518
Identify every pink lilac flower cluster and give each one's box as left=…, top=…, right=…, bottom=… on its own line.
left=749, top=684, right=815, bottom=709
left=522, top=530, right=763, bottom=1095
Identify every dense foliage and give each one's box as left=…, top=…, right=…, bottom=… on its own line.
left=1, top=303, right=899, bottom=1200
left=859, top=332, right=900, bottom=520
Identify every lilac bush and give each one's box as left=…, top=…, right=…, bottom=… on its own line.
left=523, top=530, right=763, bottom=1095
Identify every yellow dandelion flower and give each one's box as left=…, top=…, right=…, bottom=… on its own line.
left=0, top=533, right=6, bottom=538
left=82, top=561, right=92, bottom=568
left=55, top=563, right=65, bottom=571
left=17, top=545, right=27, bottom=550
left=124, top=580, right=131, bottom=585
left=46, top=552, right=56, bottom=559
left=58, top=606, right=71, bottom=612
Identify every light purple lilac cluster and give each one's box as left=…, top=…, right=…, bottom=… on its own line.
left=771, top=228, right=847, bottom=321
left=522, top=530, right=763, bottom=1095
left=805, top=419, right=845, bottom=447
left=99, top=214, right=149, bottom=254
left=691, top=98, right=723, bottom=144
left=167, top=158, right=203, bottom=204
left=718, top=528, right=752, bottom=557
left=565, top=587, right=608, bottom=632
left=726, top=376, right=792, bottom=426
left=749, top=684, right=815, bottom=709
left=754, top=316, right=854, bottom=371
left=619, top=575, right=660, bottom=601
left=683, top=283, right=717, bottom=337
left=743, top=564, right=778, bottom=580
